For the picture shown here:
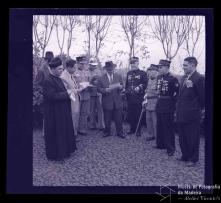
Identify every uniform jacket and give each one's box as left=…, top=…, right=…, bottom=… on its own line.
left=176, top=71, right=205, bottom=122
left=156, top=72, right=180, bottom=113
left=73, top=69, right=90, bottom=101
left=125, top=69, right=148, bottom=104
left=144, top=77, right=158, bottom=111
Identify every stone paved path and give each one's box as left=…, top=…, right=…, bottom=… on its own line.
left=33, top=124, right=205, bottom=186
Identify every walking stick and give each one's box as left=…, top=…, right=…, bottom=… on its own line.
left=135, top=108, right=144, bottom=137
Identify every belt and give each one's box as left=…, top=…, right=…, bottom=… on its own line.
left=158, top=95, right=171, bottom=99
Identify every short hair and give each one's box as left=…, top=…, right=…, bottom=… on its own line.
left=184, top=57, right=198, bottom=67
left=66, top=59, right=76, bottom=68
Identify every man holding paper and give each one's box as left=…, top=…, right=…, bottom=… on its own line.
left=60, top=59, right=81, bottom=138
left=98, top=61, right=125, bottom=138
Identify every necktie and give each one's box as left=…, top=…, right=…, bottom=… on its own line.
left=181, top=74, right=189, bottom=89
left=110, top=74, right=113, bottom=84
left=71, top=75, right=78, bottom=88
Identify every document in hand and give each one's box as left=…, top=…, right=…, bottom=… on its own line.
left=79, top=82, right=93, bottom=90
left=108, top=83, right=121, bottom=90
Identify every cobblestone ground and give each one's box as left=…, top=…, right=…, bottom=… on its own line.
left=33, top=123, right=205, bottom=186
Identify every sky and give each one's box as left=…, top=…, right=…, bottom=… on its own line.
left=34, top=15, right=206, bottom=75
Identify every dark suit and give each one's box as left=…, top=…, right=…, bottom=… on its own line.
left=176, top=71, right=205, bottom=162
left=98, top=73, right=124, bottom=136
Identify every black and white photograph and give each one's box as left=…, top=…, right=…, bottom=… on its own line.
left=32, top=12, right=207, bottom=187
left=5, top=7, right=215, bottom=197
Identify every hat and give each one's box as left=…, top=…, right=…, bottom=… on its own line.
left=158, top=59, right=171, bottom=67
left=48, top=57, right=62, bottom=69
left=103, top=61, right=115, bottom=69
left=147, top=64, right=159, bottom=71
left=66, top=59, right=76, bottom=68
left=130, top=56, right=139, bottom=64
left=44, top=51, right=54, bottom=61
left=89, top=58, right=98, bottom=66
left=76, top=56, right=88, bottom=63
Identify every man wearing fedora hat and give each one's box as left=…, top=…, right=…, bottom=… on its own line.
left=35, top=51, right=54, bottom=86
left=98, top=61, right=125, bottom=138
left=125, top=56, right=148, bottom=137
left=155, top=59, right=180, bottom=156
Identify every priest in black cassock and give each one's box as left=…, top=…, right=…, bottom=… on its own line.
left=43, top=57, right=76, bottom=161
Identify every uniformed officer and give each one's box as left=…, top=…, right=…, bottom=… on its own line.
left=125, top=57, right=148, bottom=136
left=74, top=56, right=91, bottom=135
left=88, top=58, right=105, bottom=130
left=155, top=59, right=179, bottom=156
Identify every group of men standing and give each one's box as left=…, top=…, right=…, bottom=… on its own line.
left=35, top=51, right=205, bottom=168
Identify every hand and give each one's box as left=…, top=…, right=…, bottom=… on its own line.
left=118, top=84, right=123, bottom=90
left=134, top=86, right=140, bottom=93
left=67, top=89, right=72, bottom=95
left=105, top=88, right=111, bottom=93
left=142, top=101, right=147, bottom=109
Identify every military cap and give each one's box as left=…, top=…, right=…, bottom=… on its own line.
left=89, top=58, right=98, bottom=66
left=76, top=56, right=88, bottom=63
left=147, top=64, right=159, bottom=71
left=103, top=61, right=116, bottom=69
left=48, top=57, right=62, bottom=69
left=130, top=56, right=139, bottom=64
left=66, top=59, right=76, bottom=68
left=158, top=59, right=171, bottom=67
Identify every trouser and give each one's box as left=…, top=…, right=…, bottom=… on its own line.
left=78, top=99, right=90, bottom=133
left=127, top=102, right=143, bottom=133
left=157, top=112, right=175, bottom=153
left=177, top=120, right=200, bottom=163
left=146, top=110, right=157, bottom=137
left=71, top=99, right=80, bottom=136
left=103, top=108, right=123, bottom=136
left=89, top=96, right=105, bottom=129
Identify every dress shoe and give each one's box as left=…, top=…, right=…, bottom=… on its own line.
left=127, top=131, right=135, bottom=135
left=98, top=128, right=105, bottom=131
left=186, top=162, right=198, bottom=167
left=103, top=133, right=112, bottom=137
left=75, top=138, right=80, bottom=142
left=168, top=152, right=174, bottom=156
left=135, top=132, right=141, bottom=137
left=117, top=134, right=125, bottom=139
left=177, top=157, right=188, bottom=162
left=153, top=146, right=166, bottom=149
left=146, top=136, right=155, bottom=141
left=78, top=131, right=87, bottom=136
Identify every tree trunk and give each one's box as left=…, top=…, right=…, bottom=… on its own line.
left=88, top=30, right=91, bottom=57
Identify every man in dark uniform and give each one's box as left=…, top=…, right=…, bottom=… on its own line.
left=176, top=57, right=204, bottom=167
left=155, top=59, right=179, bottom=156
left=125, top=57, right=147, bottom=137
